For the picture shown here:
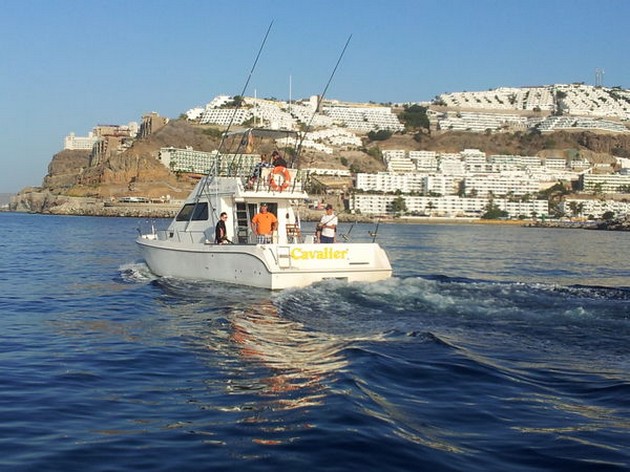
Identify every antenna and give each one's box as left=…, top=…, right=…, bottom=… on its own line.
left=595, top=68, right=604, bottom=87
left=289, top=74, right=292, bottom=114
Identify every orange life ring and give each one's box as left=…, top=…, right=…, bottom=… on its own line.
left=269, top=166, right=291, bottom=191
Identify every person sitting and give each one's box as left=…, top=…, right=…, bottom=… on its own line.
left=215, top=212, right=230, bottom=244
left=248, top=154, right=271, bottom=188
left=271, top=150, right=288, bottom=168
left=251, top=203, right=277, bottom=244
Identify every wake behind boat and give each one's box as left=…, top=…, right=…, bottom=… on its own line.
left=136, top=128, right=392, bottom=290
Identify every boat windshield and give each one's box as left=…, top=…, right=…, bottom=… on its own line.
left=175, top=202, right=209, bottom=221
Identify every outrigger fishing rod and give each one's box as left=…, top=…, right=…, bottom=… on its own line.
left=291, top=34, right=353, bottom=168
left=217, top=20, right=274, bottom=151
left=186, top=21, right=274, bottom=231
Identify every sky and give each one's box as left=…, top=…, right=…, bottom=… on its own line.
left=2, top=0, right=629, bottom=193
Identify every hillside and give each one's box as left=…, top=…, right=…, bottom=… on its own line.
left=10, top=118, right=630, bottom=215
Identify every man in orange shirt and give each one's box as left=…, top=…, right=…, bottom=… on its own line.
left=251, top=203, right=277, bottom=244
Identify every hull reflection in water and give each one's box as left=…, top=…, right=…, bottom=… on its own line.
left=228, top=301, right=348, bottom=399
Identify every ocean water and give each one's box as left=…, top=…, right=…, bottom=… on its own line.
left=1, top=212, right=629, bottom=471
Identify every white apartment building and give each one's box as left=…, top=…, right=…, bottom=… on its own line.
left=159, top=147, right=260, bottom=175
left=409, top=151, right=439, bottom=172
left=436, top=84, right=630, bottom=122
left=324, top=105, right=404, bottom=132
left=159, top=147, right=218, bottom=174
left=356, top=172, right=427, bottom=193
left=351, top=194, right=548, bottom=218
left=462, top=149, right=487, bottom=172
left=439, top=157, right=465, bottom=175
left=64, top=132, right=99, bottom=150
left=351, top=147, right=594, bottom=217
left=464, top=172, right=540, bottom=197
left=425, top=175, right=461, bottom=195
left=581, top=173, right=630, bottom=193
left=560, top=197, right=630, bottom=218
left=199, top=108, right=251, bottom=126
left=544, top=158, right=568, bottom=170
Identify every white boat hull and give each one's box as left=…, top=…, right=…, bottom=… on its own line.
left=137, top=236, right=392, bottom=290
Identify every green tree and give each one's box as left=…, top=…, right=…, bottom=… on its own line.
left=481, top=201, right=508, bottom=219
left=367, top=130, right=393, bottom=141
left=399, top=104, right=430, bottom=131
left=568, top=201, right=585, bottom=217
left=390, top=196, right=407, bottom=216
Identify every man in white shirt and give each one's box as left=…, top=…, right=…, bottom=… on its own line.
left=318, top=204, right=338, bottom=243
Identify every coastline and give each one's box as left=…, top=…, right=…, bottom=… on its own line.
left=7, top=196, right=630, bottom=230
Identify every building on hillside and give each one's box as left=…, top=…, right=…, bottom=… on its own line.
left=355, top=172, right=427, bottom=194
left=64, top=132, right=99, bottom=150
left=351, top=193, right=548, bottom=218
left=89, top=136, right=127, bottom=166
left=86, top=123, right=138, bottom=166
left=461, top=149, right=487, bottom=172
left=409, top=151, right=439, bottom=172
left=543, top=157, right=568, bottom=170
left=158, top=147, right=259, bottom=175
left=464, top=172, right=540, bottom=197
left=323, top=104, right=404, bottom=133
left=200, top=108, right=251, bottom=126
left=580, top=173, right=630, bottom=193
left=138, top=112, right=168, bottom=139
left=560, top=197, right=630, bottom=218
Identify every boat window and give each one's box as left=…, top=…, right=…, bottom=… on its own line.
left=175, top=203, right=209, bottom=221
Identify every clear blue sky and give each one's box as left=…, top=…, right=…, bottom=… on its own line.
left=2, top=0, right=629, bottom=193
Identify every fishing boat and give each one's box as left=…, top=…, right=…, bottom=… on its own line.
left=136, top=128, right=392, bottom=290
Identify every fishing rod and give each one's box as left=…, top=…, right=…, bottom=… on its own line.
left=369, top=218, right=380, bottom=243
left=186, top=21, right=274, bottom=231
left=290, top=34, right=352, bottom=168
left=340, top=220, right=356, bottom=241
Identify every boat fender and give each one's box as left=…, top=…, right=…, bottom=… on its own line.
left=269, top=166, right=291, bottom=191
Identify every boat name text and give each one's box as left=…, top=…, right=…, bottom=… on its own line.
left=290, top=248, right=349, bottom=260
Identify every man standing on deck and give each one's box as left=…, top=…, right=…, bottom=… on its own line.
left=251, top=203, right=277, bottom=244
left=318, top=204, right=338, bottom=243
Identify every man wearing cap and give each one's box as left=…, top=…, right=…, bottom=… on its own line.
left=318, top=204, right=338, bottom=243
left=251, top=203, right=277, bottom=244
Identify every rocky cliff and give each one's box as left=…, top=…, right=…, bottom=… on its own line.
left=11, top=120, right=223, bottom=213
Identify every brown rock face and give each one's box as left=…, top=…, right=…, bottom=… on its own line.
left=54, top=120, right=223, bottom=199
left=42, top=149, right=90, bottom=192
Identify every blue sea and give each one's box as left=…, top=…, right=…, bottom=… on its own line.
left=1, top=212, right=629, bottom=471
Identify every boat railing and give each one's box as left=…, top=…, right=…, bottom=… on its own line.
left=153, top=229, right=207, bottom=244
